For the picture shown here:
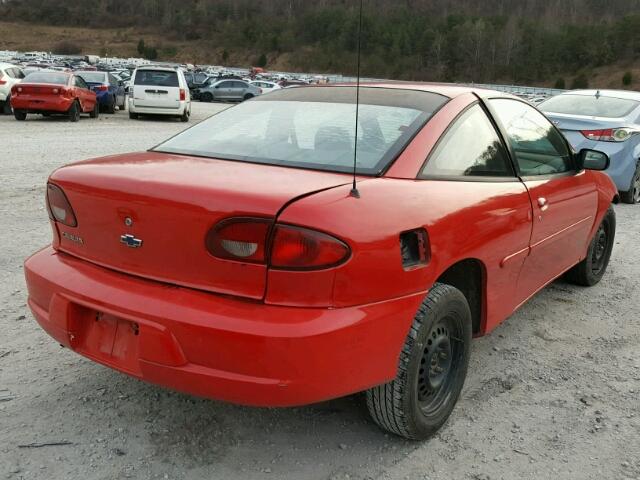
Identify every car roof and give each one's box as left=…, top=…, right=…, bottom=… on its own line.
left=312, top=82, right=519, bottom=100
left=559, top=89, right=640, bottom=101
left=135, top=66, right=179, bottom=72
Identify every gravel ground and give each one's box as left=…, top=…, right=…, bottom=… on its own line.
left=1, top=102, right=639, bottom=480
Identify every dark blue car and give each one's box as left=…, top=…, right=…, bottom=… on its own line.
left=76, top=71, right=126, bottom=114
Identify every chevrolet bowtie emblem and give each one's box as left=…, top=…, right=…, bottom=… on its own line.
left=120, top=234, right=143, bottom=248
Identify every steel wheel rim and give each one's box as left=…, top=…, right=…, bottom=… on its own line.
left=417, top=315, right=463, bottom=416
left=591, top=223, right=609, bottom=275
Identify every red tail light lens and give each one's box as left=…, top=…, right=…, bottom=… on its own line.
left=46, top=184, right=77, bottom=227
left=179, top=88, right=186, bottom=101
left=206, top=219, right=351, bottom=270
left=206, top=218, right=272, bottom=263
left=270, top=225, right=350, bottom=270
left=0, top=73, right=6, bottom=85
left=580, top=128, right=634, bottom=142
left=98, top=85, right=109, bottom=91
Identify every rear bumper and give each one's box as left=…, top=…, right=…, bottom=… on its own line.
left=25, top=247, right=422, bottom=406
left=128, top=99, right=188, bottom=116
left=11, top=95, right=73, bottom=113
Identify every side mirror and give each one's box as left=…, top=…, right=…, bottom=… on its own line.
left=578, top=149, right=609, bottom=171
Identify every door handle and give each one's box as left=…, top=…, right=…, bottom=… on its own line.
left=538, top=197, right=549, bottom=211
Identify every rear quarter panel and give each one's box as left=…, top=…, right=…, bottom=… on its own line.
left=270, top=178, right=533, bottom=334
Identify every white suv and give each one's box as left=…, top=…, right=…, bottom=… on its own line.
left=0, top=63, right=25, bottom=114
left=128, top=66, right=191, bottom=122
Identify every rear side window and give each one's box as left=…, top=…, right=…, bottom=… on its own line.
left=77, top=72, right=107, bottom=84
left=421, top=104, right=513, bottom=178
left=540, top=94, right=640, bottom=118
left=490, top=99, right=573, bottom=176
left=134, top=70, right=179, bottom=87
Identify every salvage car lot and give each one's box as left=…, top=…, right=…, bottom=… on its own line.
left=1, top=102, right=639, bottom=479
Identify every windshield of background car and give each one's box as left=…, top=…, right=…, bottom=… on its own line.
left=154, top=87, right=448, bottom=175
left=540, top=94, right=640, bottom=118
left=134, top=70, right=179, bottom=87
left=77, top=72, right=107, bottom=83
left=24, top=72, right=69, bottom=85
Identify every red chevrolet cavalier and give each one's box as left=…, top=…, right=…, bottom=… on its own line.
left=25, top=84, right=617, bottom=439
left=11, top=71, right=98, bottom=122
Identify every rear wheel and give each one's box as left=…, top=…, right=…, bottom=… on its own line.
left=129, top=112, right=138, bottom=120
left=2, top=99, right=11, bottom=115
left=620, top=163, right=640, bottom=204
left=107, top=97, right=116, bottom=114
left=180, top=108, right=190, bottom=123
left=89, top=102, right=99, bottom=119
left=243, top=93, right=254, bottom=101
left=68, top=101, right=80, bottom=122
left=366, top=283, right=472, bottom=440
left=201, top=92, right=213, bottom=103
left=14, top=109, right=27, bottom=121
left=565, top=206, right=616, bottom=286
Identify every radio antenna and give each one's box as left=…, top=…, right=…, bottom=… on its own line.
left=350, top=0, right=364, bottom=199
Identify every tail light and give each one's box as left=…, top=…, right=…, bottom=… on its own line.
left=46, top=184, right=77, bottom=227
left=98, top=85, right=109, bottom=91
left=581, top=128, right=636, bottom=142
left=270, top=225, right=350, bottom=270
left=258, top=88, right=263, bottom=94
left=0, top=73, right=6, bottom=85
left=206, top=218, right=271, bottom=263
left=205, top=218, right=350, bottom=270
left=179, top=88, right=186, bottom=101
left=52, top=88, right=59, bottom=94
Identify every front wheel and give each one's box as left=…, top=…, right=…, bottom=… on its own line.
left=14, top=109, right=27, bottom=121
left=565, top=206, right=616, bottom=286
left=620, top=163, right=640, bottom=204
left=243, top=93, right=254, bottom=101
left=366, top=283, right=472, bottom=440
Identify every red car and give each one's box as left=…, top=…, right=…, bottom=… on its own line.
left=11, top=71, right=99, bottom=122
left=24, top=84, right=617, bottom=440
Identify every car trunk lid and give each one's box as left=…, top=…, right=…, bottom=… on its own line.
left=544, top=112, right=627, bottom=150
left=49, top=152, right=352, bottom=299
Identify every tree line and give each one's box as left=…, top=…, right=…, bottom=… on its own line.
left=2, top=0, right=640, bottom=84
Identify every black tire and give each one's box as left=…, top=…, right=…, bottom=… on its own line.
left=107, top=97, right=116, bottom=114
left=14, top=109, right=27, bottom=121
left=201, top=92, right=213, bottom=103
left=2, top=99, right=12, bottom=115
left=89, top=101, right=99, bottom=119
left=68, top=101, right=80, bottom=122
left=243, top=93, right=254, bottom=101
left=620, top=163, right=640, bottom=204
left=129, top=112, right=138, bottom=120
left=366, top=283, right=472, bottom=440
left=42, top=113, right=51, bottom=117
left=565, top=206, right=616, bottom=286
left=180, top=109, right=190, bottom=123
left=119, top=96, right=126, bottom=110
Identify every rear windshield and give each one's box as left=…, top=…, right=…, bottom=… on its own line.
left=540, top=94, right=640, bottom=118
left=77, top=72, right=107, bottom=83
left=154, top=87, right=448, bottom=175
left=134, top=70, right=179, bottom=87
left=24, top=72, right=69, bottom=85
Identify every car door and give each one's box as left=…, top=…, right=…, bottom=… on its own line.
left=419, top=102, right=533, bottom=332
left=73, top=76, right=93, bottom=112
left=215, top=81, right=233, bottom=100
left=488, top=98, right=599, bottom=305
left=231, top=81, right=247, bottom=100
